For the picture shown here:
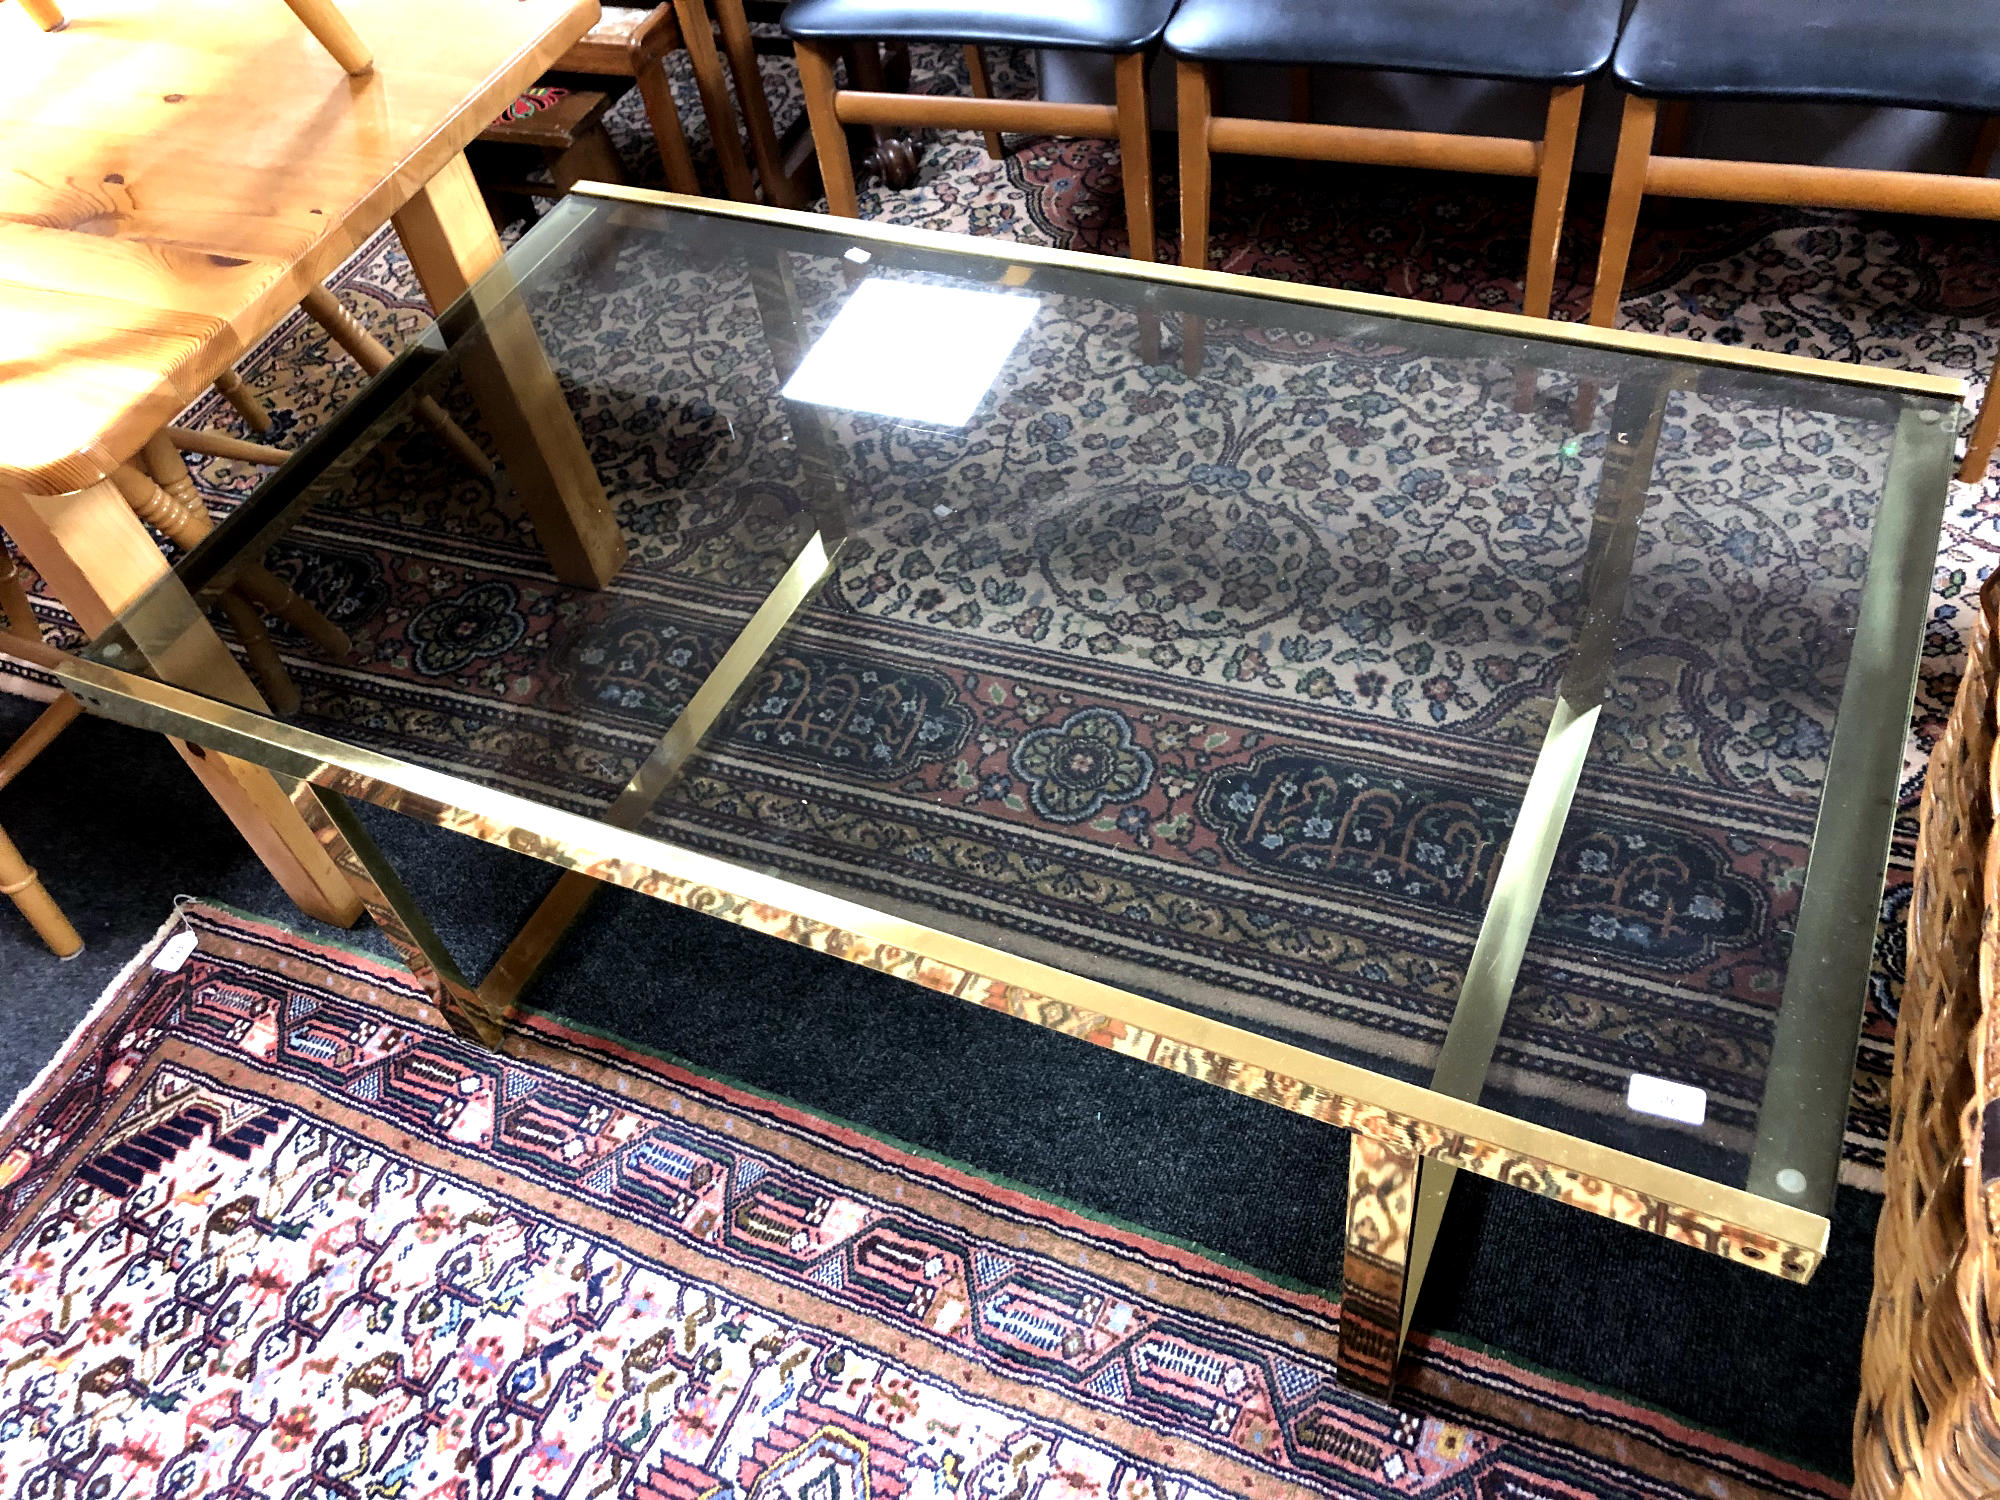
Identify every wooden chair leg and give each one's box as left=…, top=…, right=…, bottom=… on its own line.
left=213, top=368, right=273, bottom=433
left=111, top=461, right=307, bottom=714
left=796, top=39, right=859, bottom=217
left=1655, top=99, right=1692, bottom=157
left=673, top=0, right=759, bottom=202
left=1177, top=60, right=1213, bottom=271
left=280, top=0, right=373, bottom=75
left=1176, top=60, right=1212, bottom=375
left=634, top=50, right=703, bottom=195
left=963, top=45, right=1006, bottom=159
left=1588, top=93, right=1659, bottom=328
left=1968, top=116, right=2000, bottom=179
left=1960, top=355, right=2000, bottom=482
left=298, top=286, right=495, bottom=481
left=1113, top=51, right=1157, bottom=264
left=715, top=0, right=800, bottom=206
left=0, top=698, right=80, bottom=794
left=0, top=549, right=37, bottom=638
left=845, top=40, right=917, bottom=188
left=110, top=461, right=208, bottom=549
left=17, top=0, right=67, bottom=30
left=1521, top=83, right=1585, bottom=319
left=219, top=589, right=302, bottom=715
left=0, top=822, right=82, bottom=958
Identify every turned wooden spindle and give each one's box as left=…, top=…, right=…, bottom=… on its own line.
left=112, top=461, right=304, bottom=711
left=219, top=590, right=301, bottom=715
left=111, top=460, right=207, bottom=548
left=141, top=435, right=351, bottom=661
left=212, top=369, right=274, bottom=433
left=0, top=824, right=81, bottom=958
left=300, top=286, right=495, bottom=479
left=166, top=426, right=293, bottom=466
left=281, top=0, right=372, bottom=75
left=15, top=0, right=67, bottom=31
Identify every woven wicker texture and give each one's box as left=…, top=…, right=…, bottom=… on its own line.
left=1855, top=569, right=2000, bottom=1499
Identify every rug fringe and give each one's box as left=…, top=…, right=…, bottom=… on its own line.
left=0, top=902, right=189, bottom=1135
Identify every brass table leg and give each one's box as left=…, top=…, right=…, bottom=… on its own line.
left=289, top=780, right=507, bottom=1048
left=1333, top=369, right=1676, bottom=1401
left=1339, top=1135, right=1454, bottom=1399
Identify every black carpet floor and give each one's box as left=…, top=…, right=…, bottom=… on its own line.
left=0, top=689, right=1876, bottom=1480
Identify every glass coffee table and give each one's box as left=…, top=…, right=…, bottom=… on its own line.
left=23, top=188, right=1961, bottom=1399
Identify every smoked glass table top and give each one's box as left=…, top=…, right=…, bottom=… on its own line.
left=78, top=189, right=1960, bottom=1245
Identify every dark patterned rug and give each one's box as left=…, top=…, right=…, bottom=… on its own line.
left=0, top=902, right=1847, bottom=1500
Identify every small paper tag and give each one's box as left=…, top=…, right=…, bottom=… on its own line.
left=1626, top=1073, right=1706, bottom=1126
left=151, top=929, right=199, bottom=973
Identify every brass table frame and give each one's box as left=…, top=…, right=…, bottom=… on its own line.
left=9, top=187, right=1965, bottom=1401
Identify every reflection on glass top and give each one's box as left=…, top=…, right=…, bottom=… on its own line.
left=92, top=193, right=1957, bottom=1213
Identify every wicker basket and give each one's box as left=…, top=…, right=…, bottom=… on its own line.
left=1854, top=569, right=2000, bottom=1499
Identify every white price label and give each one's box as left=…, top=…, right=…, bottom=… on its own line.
left=151, top=929, right=199, bottom=973
left=1626, top=1073, right=1706, bottom=1126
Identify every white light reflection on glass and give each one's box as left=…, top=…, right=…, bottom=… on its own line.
left=781, top=277, right=1040, bottom=428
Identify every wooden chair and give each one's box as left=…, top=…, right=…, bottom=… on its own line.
left=0, top=550, right=82, bottom=959
left=539, top=6, right=707, bottom=196
left=1586, top=0, right=2000, bottom=480
left=1853, top=566, right=2000, bottom=1498
left=1165, top=0, right=1623, bottom=318
left=783, top=0, right=1182, bottom=261
left=711, top=0, right=823, bottom=208
left=481, top=1, right=804, bottom=209
left=475, top=86, right=630, bottom=219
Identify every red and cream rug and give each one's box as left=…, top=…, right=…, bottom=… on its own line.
left=0, top=904, right=1840, bottom=1499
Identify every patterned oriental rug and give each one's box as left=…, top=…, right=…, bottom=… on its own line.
left=0, top=904, right=1845, bottom=1500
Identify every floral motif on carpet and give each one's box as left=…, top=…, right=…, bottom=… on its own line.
left=0, top=906, right=1841, bottom=1500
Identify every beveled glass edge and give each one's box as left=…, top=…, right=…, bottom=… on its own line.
left=22, top=634, right=1829, bottom=1275
left=573, top=185, right=1970, bottom=403
left=1746, top=402, right=1959, bottom=1211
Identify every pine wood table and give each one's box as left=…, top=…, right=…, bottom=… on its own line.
left=0, top=0, right=622, bottom=925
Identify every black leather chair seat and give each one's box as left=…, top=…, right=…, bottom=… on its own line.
left=780, top=0, right=1180, bottom=53
left=1163, top=0, right=1621, bottom=85
left=1615, top=0, right=2000, bottom=110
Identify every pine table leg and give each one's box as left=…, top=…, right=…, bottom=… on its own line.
left=392, top=152, right=627, bottom=590
left=0, top=478, right=364, bottom=927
